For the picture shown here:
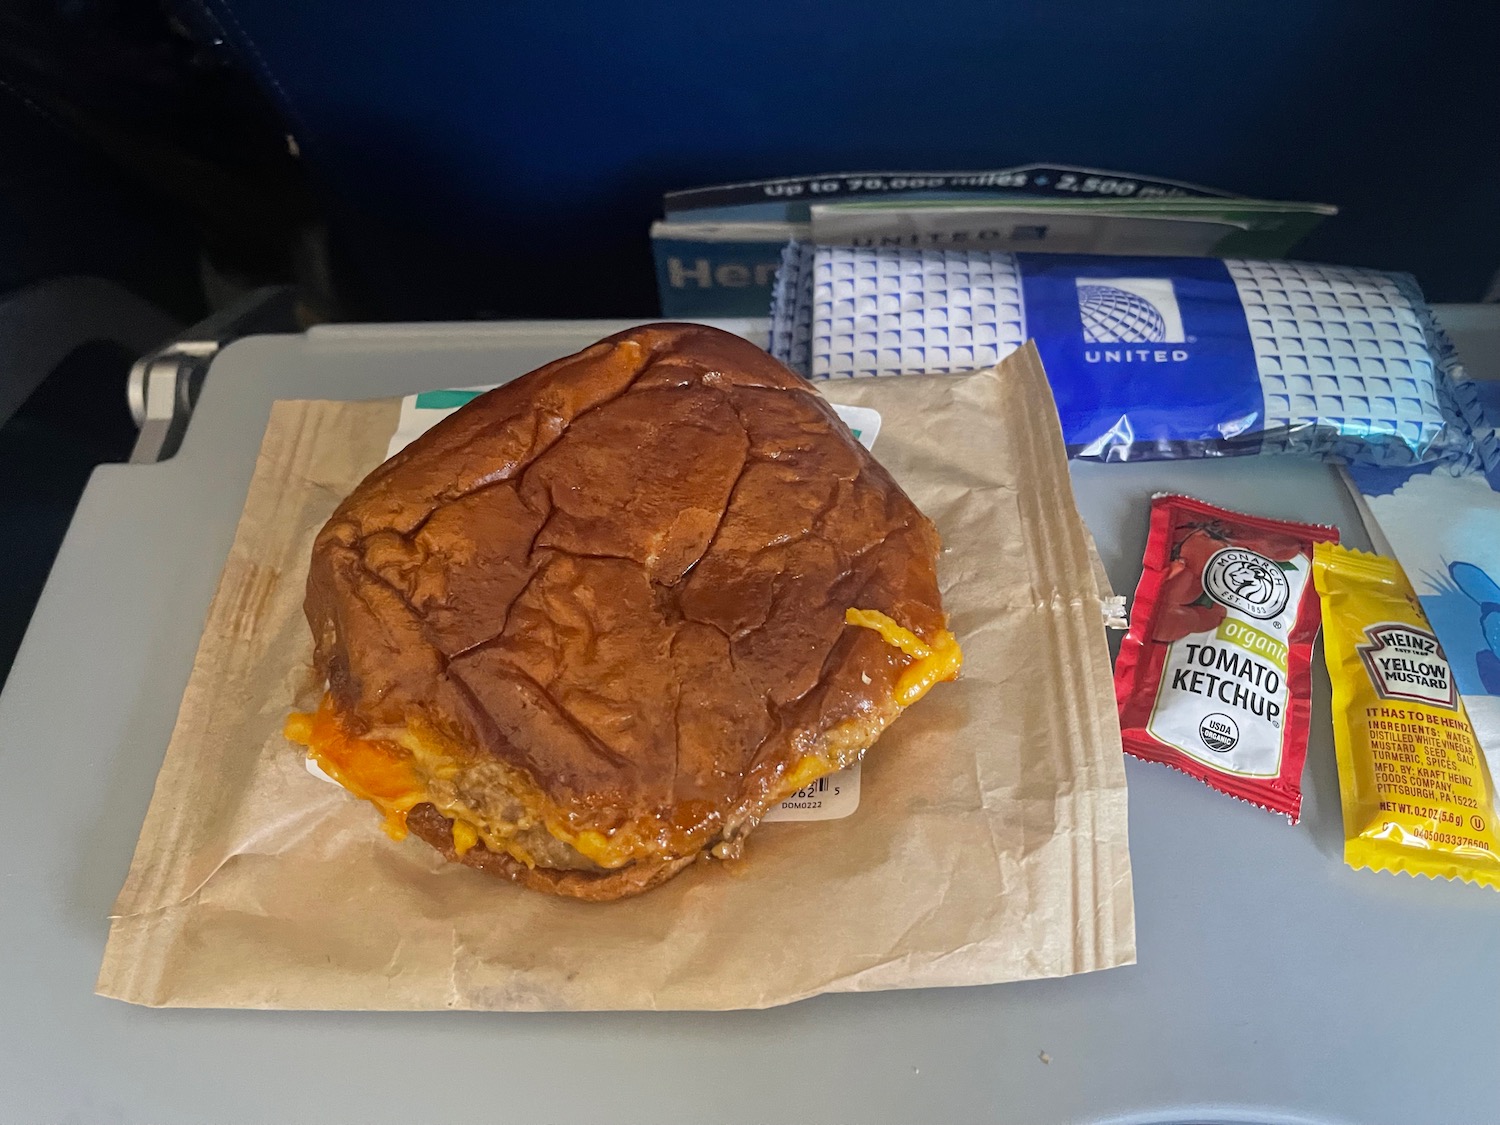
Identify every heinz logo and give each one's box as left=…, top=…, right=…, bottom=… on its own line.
left=1077, top=278, right=1186, bottom=345
left=1358, top=623, right=1456, bottom=709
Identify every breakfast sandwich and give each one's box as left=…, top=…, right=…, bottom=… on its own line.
left=286, top=323, right=960, bottom=899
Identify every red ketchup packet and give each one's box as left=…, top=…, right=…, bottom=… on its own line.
left=1114, top=495, right=1339, bottom=822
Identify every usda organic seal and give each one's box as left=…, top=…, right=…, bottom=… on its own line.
left=1198, top=712, right=1240, bottom=753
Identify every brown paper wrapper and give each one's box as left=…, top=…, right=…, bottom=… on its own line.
left=98, top=344, right=1135, bottom=1010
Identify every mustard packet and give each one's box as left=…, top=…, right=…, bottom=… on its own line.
left=1313, top=543, right=1500, bottom=890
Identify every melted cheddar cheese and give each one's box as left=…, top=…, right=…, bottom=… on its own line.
left=450, top=819, right=479, bottom=857
left=845, top=607, right=963, bottom=706
left=780, top=753, right=834, bottom=795
left=286, top=700, right=490, bottom=856
left=287, top=612, right=955, bottom=871
left=286, top=698, right=715, bottom=870
left=285, top=702, right=425, bottom=841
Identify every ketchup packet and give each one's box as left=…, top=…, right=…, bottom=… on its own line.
left=1114, top=495, right=1339, bottom=821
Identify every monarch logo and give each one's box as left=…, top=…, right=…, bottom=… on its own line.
left=1077, top=278, right=1186, bottom=345
left=1203, top=548, right=1291, bottom=621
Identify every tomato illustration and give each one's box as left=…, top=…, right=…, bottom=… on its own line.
left=1176, top=527, right=1221, bottom=572
left=1174, top=520, right=1306, bottom=567
left=1231, top=525, right=1304, bottom=562
left=1159, top=557, right=1203, bottom=604
left=1153, top=599, right=1226, bottom=643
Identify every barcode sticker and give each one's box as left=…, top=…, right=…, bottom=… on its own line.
left=761, top=762, right=861, bottom=822
left=383, top=387, right=879, bottom=824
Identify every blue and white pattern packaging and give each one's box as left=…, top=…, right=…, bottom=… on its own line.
left=1346, top=381, right=1500, bottom=778
left=767, top=240, right=815, bottom=377
left=767, top=243, right=1475, bottom=467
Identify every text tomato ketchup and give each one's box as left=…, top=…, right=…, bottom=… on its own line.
left=1114, top=495, right=1339, bottom=822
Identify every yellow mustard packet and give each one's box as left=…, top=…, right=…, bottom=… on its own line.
left=1312, top=543, right=1500, bottom=890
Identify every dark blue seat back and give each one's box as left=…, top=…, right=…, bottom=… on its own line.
left=192, top=0, right=1500, bottom=318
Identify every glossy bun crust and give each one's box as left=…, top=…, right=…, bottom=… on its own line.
left=305, top=323, right=946, bottom=898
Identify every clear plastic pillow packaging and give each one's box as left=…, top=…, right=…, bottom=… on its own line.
left=767, top=243, right=1479, bottom=467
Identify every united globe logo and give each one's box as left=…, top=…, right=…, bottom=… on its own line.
left=1077, top=284, right=1166, bottom=343
left=1075, top=278, right=1186, bottom=345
